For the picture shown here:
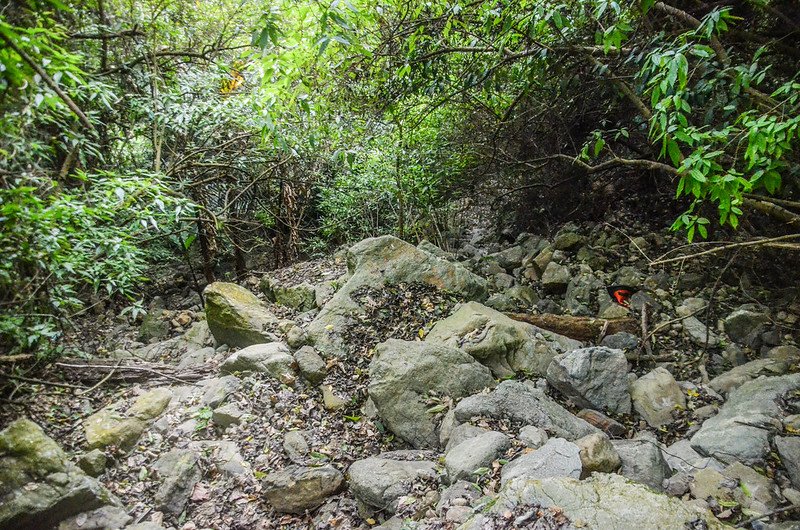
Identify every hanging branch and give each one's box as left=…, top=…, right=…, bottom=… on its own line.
left=0, top=32, right=95, bottom=131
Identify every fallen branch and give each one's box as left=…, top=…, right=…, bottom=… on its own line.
left=54, top=359, right=214, bottom=386
left=506, top=313, right=638, bottom=342
left=0, top=372, right=86, bottom=390
left=0, top=354, right=33, bottom=363
left=649, top=234, right=800, bottom=266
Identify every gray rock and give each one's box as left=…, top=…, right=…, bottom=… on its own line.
left=663, top=439, right=724, bottom=474
left=263, top=465, right=344, bottom=514
left=768, top=345, right=800, bottom=364
left=307, top=236, right=487, bottom=357
left=138, top=309, right=170, bottom=343
left=500, top=438, right=582, bottom=484
left=613, top=434, right=671, bottom=491
left=663, top=472, right=691, bottom=497
left=546, top=347, right=631, bottom=414
left=368, top=339, right=495, bottom=448
left=454, top=380, right=597, bottom=441
left=57, top=506, right=131, bottom=530
left=682, top=316, right=720, bottom=347
left=0, top=419, right=120, bottom=530
left=417, top=240, right=455, bottom=261
left=708, top=358, right=788, bottom=396
left=493, top=272, right=515, bottom=290
left=436, top=480, right=482, bottom=513
left=260, top=278, right=317, bottom=311
left=630, top=367, right=686, bottom=427
left=724, top=307, right=770, bottom=347
left=484, top=285, right=539, bottom=312
left=691, top=374, right=800, bottom=465
left=187, top=440, right=251, bottom=477
left=153, top=449, right=201, bottom=515
left=600, top=332, right=639, bottom=350
left=283, top=431, right=310, bottom=461
left=212, top=403, right=244, bottom=429
left=444, top=424, right=489, bottom=453
left=722, top=461, right=780, bottom=514
left=425, top=301, right=581, bottom=378
left=614, top=266, right=644, bottom=288
left=460, top=474, right=722, bottom=530
left=348, top=452, right=438, bottom=514
left=564, top=267, right=603, bottom=316
left=293, top=346, right=327, bottom=384
left=176, top=346, right=217, bottom=369
left=219, top=342, right=295, bottom=379
left=553, top=231, right=584, bottom=251
left=776, top=436, right=800, bottom=489
left=200, top=375, right=241, bottom=407
left=445, top=431, right=511, bottom=482
left=575, top=433, right=621, bottom=476
left=518, top=426, right=548, bottom=449
left=204, top=282, right=280, bottom=348
left=76, top=449, right=106, bottom=477
left=286, top=325, right=308, bottom=349
left=541, top=262, right=569, bottom=294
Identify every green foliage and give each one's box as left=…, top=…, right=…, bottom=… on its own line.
left=0, top=170, right=190, bottom=355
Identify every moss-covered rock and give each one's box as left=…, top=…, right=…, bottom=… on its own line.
left=204, top=282, right=280, bottom=348
left=0, top=419, right=120, bottom=530
left=84, top=388, right=172, bottom=452
left=260, top=278, right=317, bottom=311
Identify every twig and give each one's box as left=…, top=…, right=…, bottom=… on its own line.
left=76, top=362, right=120, bottom=395
left=0, top=372, right=86, bottom=390
left=736, top=505, right=799, bottom=527
left=639, top=303, right=653, bottom=361
left=649, top=234, right=800, bottom=266
left=645, top=305, right=708, bottom=342
left=0, top=354, right=33, bottom=363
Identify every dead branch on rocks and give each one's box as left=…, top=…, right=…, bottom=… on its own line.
left=506, top=313, right=638, bottom=342
left=53, top=359, right=214, bottom=386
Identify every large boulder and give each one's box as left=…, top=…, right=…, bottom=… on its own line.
left=691, top=373, right=800, bottom=465
left=348, top=451, right=438, bottom=514
left=453, top=380, right=598, bottom=441
left=307, top=236, right=488, bottom=357
left=546, top=347, right=631, bottom=414
left=204, top=282, right=279, bottom=348
left=368, top=339, right=495, bottom=448
left=425, top=302, right=580, bottom=378
left=0, top=419, right=120, bottom=530
left=460, top=474, right=723, bottom=529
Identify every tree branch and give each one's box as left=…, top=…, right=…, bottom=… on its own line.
left=69, top=29, right=144, bottom=40
left=0, top=31, right=94, bottom=130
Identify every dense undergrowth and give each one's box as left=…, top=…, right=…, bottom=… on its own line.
left=1, top=0, right=798, bottom=357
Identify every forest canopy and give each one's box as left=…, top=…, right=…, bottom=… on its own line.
left=1, top=0, right=798, bottom=357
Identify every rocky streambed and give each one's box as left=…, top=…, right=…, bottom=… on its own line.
left=2, top=223, right=800, bottom=530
